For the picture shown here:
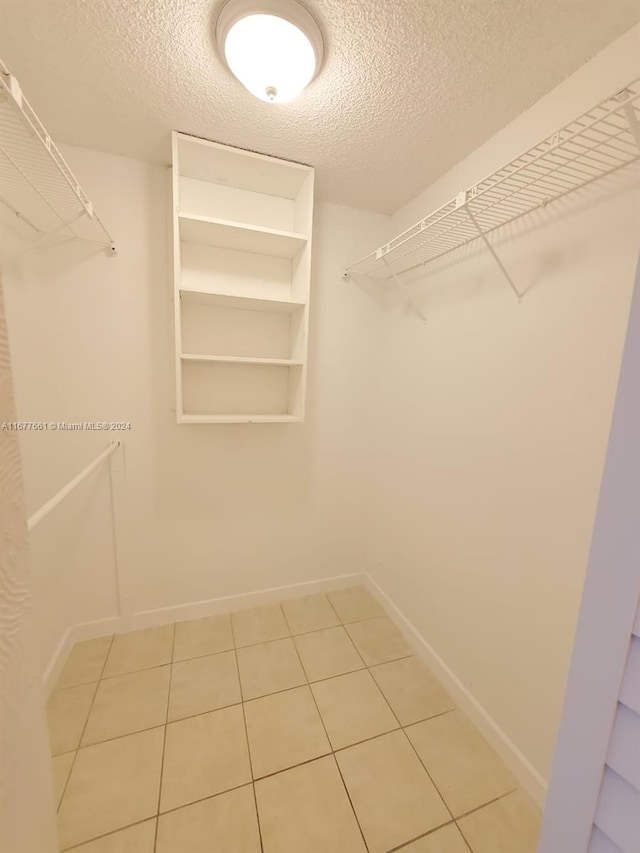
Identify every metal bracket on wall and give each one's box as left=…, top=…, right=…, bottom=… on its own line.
left=458, top=191, right=522, bottom=303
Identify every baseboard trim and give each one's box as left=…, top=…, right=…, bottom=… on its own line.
left=43, top=616, right=122, bottom=695
left=43, top=572, right=366, bottom=695
left=131, top=572, right=366, bottom=630
left=364, top=573, right=548, bottom=808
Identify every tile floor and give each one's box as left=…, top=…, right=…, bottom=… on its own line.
left=48, top=585, right=541, bottom=852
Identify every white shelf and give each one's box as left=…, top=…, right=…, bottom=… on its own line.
left=180, top=288, right=305, bottom=313
left=345, top=78, right=640, bottom=286
left=172, top=133, right=314, bottom=424
left=179, top=212, right=307, bottom=259
left=0, top=58, right=114, bottom=258
left=175, top=133, right=310, bottom=199
left=181, top=354, right=303, bottom=366
left=180, top=413, right=301, bottom=424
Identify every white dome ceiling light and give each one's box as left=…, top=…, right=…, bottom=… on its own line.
left=216, top=0, right=323, bottom=104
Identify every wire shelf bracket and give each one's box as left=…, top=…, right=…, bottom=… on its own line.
left=344, top=78, right=640, bottom=314
left=0, top=58, right=116, bottom=261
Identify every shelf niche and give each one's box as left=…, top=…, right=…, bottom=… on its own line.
left=170, top=133, right=314, bottom=424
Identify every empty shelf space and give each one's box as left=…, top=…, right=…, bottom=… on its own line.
left=179, top=288, right=306, bottom=313
left=180, top=413, right=302, bottom=424
left=178, top=212, right=307, bottom=258
left=180, top=354, right=303, bottom=366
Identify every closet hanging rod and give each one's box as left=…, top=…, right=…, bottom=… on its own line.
left=27, top=441, right=120, bottom=531
left=0, top=57, right=116, bottom=259
left=344, top=77, right=640, bottom=290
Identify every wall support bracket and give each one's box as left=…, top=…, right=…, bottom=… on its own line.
left=463, top=201, right=522, bottom=303
left=382, top=256, right=428, bottom=323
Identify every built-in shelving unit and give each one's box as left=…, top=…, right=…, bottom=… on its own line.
left=345, top=79, right=640, bottom=301
left=0, top=58, right=115, bottom=261
left=171, top=133, right=314, bottom=424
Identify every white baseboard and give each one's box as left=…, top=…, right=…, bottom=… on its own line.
left=43, top=572, right=366, bottom=695
left=130, top=572, right=367, bottom=630
left=364, top=573, right=548, bottom=809
left=43, top=615, right=122, bottom=696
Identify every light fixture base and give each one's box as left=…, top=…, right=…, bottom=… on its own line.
left=215, top=0, right=324, bottom=103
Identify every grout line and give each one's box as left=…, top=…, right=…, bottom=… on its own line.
left=60, top=815, right=158, bottom=851
left=231, top=610, right=265, bottom=853
left=288, top=637, right=370, bottom=853
left=88, top=610, right=386, bottom=680
left=56, top=634, right=115, bottom=813
left=362, top=647, right=458, bottom=830
left=384, top=819, right=459, bottom=852
left=453, top=786, right=520, bottom=821
left=153, top=622, right=176, bottom=853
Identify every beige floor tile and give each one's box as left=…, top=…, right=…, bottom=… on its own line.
left=406, top=711, right=516, bottom=817
left=157, top=785, right=261, bottom=853
left=55, top=636, right=112, bottom=689
left=232, top=603, right=290, bottom=647
left=311, top=670, right=398, bottom=749
left=173, top=613, right=234, bottom=661
left=237, top=637, right=306, bottom=700
left=346, top=616, right=413, bottom=666
left=399, top=823, right=470, bottom=852
left=327, top=586, right=385, bottom=623
left=57, top=727, right=164, bottom=849
left=370, top=656, right=455, bottom=725
left=168, top=651, right=240, bottom=721
left=51, top=752, right=74, bottom=807
left=103, top=625, right=174, bottom=678
left=282, top=593, right=340, bottom=634
left=47, top=683, right=96, bottom=755
left=255, top=756, right=367, bottom=853
left=66, top=819, right=157, bottom=852
left=336, top=730, right=450, bottom=853
left=294, top=626, right=364, bottom=682
left=160, top=705, right=251, bottom=812
left=245, top=686, right=331, bottom=778
left=457, top=790, right=541, bottom=852
left=82, top=666, right=170, bottom=745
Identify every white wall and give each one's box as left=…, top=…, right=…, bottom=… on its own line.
left=0, top=271, right=57, bottom=852
left=364, top=25, right=640, bottom=788
left=3, top=148, right=388, bottom=676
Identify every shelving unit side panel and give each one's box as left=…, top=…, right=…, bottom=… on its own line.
left=293, top=170, right=316, bottom=236
left=169, top=149, right=184, bottom=422
left=287, top=364, right=306, bottom=421
left=290, top=173, right=314, bottom=418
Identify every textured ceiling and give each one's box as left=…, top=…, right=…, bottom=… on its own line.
left=1, top=0, right=638, bottom=213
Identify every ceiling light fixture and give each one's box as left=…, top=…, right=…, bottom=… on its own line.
left=216, top=0, right=323, bottom=104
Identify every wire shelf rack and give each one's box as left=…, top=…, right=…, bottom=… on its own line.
left=345, top=78, right=640, bottom=293
left=0, top=58, right=115, bottom=260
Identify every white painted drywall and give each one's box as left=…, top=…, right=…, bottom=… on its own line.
left=363, top=26, right=640, bottom=784
left=0, top=272, right=57, bottom=851
left=2, top=151, right=388, bottom=675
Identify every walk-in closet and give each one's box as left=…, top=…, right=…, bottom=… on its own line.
left=1, top=2, right=639, bottom=852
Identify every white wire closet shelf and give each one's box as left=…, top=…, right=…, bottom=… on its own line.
left=345, top=78, right=640, bottom=298
left=0, top=58, right=115, bottom=259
